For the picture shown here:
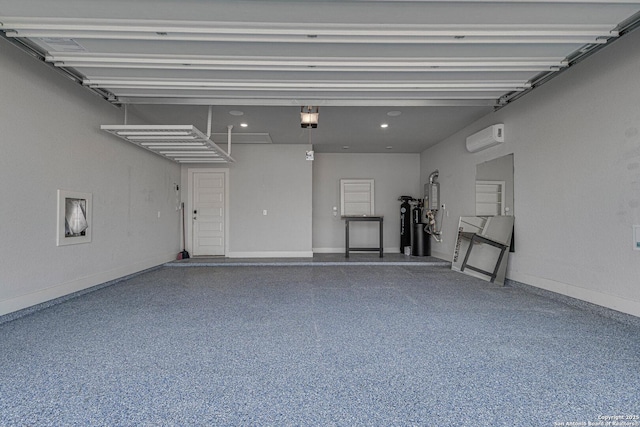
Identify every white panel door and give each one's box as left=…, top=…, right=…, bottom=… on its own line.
left=192, top=171, right=225, bottom=256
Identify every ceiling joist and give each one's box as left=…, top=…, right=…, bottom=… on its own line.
left=1, top=0, right=639, bottom=127
left=2, top=19, right=619, bottom=45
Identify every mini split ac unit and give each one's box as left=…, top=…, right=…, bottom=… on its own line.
left=466, top=124, right=504, bottom=153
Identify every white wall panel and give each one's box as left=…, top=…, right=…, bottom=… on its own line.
left=420, top=28, right=640, bottom=316
left=182, top=144, right=313, bottom=257
left=0, top=40, right=181, bottom=315
left=313, top=153, right=421, bottom=253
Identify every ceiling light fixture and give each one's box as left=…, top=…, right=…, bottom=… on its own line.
left=301, top=106, right=319, bottom=128
left=381, top=123, right=389, bottom=128
left=240, top=123, right=248, bottom=127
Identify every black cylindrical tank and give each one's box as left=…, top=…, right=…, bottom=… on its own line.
left=399, top=199, right=412, bottom=250
left=412, top=223, right=431, bottom=257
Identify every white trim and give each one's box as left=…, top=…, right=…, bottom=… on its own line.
left=313, top=247, right=401, bottom=253
left=509, top=271, right=640, bottom=318
left=430, top=250, right=452, bottom=261
left=227, top=251, right=313, bottom=258
left=313, top=247, right=346, bottom=253
left=0, top=253, right=174, bottom=317
left=187, top=167, right=230, bottom=256
left=426, top=249, right=640, bottom=317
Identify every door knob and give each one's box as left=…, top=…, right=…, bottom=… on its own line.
left=193, top=210, right=197, bottom=214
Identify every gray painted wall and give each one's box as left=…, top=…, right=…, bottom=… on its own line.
left=4, top=22, right=640, bottom=319
left=420, top=28, right=640, bottom=317
left=313, top=153, right=421, bottom=252
left=0, top=40, right=181, bottom=316
left=181, top=144, right=313, bottom=257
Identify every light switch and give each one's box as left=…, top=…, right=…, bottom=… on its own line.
left=634, top=225, right=640, bottom=251
left=263, top=210, right=268, bottom=216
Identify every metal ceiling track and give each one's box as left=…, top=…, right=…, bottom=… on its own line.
left=497, top=11, right=640, bottom=109
left=101, top=124, right=235, bottom=164
left=3, top=4, right=640, bottom=110
left=0, top=32, right=116, bottom=104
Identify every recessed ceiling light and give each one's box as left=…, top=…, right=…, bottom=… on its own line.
left=240, top=123, right=248, bottom=128
left=342, top=146, right=350, bottom=150
left=229, top=110, right=244, bottom=116
left=380, top=123, right=389, bottom=128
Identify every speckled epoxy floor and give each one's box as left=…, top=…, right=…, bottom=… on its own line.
left=1, top=265, right=639, bottom=426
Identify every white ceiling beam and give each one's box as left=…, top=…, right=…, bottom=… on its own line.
left=86, top=85, right=530, bottom=93
left=83, top=79, right=531, bottom=89
left=1, top=18, right=619, bottom=44
left=1, top=19, right=619, bottom=36
left=335, top=0, right=640, bottom=3
left=114, top=97, right=499, bottom=107
left=102, top=87, right=527, bottom=93
left=56, top=62, right=560, bottom=72
left=9, top=32, right=614, bottom=44
left=47, top=54, right=568, bottom=70
left=114, top=92, right=503, bottom=100
left=48, top=53, right=568, bottom=66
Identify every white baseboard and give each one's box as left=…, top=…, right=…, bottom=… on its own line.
left=227, top=251, right=313, bottom=258
left=313, top=247, right=400, bottom=253
left=509, top=271, right=640, bottom=318
left=0, top=253, right=175, bottom=317
left=312, top=247, right=341, bottom=253
left=429, top=250, right=451, bottom=261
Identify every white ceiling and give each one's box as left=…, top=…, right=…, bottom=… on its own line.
left=2, top=0, right=640, bottom=153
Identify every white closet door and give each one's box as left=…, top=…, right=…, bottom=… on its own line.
left=192, top=171, right=225, bottom=256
